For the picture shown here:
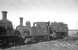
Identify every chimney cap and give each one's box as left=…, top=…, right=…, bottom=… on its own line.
left=20, top=17, right=23, bottom=19
left=2, top=11, right=7, bottom=13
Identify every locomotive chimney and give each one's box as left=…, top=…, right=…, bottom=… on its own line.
left=2, top=11, right=7, bottom=20
left=20, top=17, right=23, bottom=26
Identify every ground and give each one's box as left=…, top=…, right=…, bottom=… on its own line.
left=1, top=39, right=78, bottom=50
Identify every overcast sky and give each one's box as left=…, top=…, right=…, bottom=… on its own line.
left=0, top=0, right=78, bottom=29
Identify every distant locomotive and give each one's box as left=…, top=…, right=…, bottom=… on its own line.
left=49, top=22, right=68, bottom=39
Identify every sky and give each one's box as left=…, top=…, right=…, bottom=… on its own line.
left=0, top=0, right=78, bottom=29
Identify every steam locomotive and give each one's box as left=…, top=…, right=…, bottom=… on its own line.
left=0, top=11, right=24, bottom=48
left=16, top=17, right=68, bottom=43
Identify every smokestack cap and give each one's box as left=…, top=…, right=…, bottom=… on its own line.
left=2, top=11, right=7, bottom=13
left=20, top=17, right=23, bottom=19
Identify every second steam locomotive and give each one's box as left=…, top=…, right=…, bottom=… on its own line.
left=16, top=16, right=68, bottom=43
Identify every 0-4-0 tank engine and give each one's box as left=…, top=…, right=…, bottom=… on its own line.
left=0, top=11, right=24, bottom=48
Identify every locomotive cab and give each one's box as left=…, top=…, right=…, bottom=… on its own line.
left=31, top=22, right=50, bottom=42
